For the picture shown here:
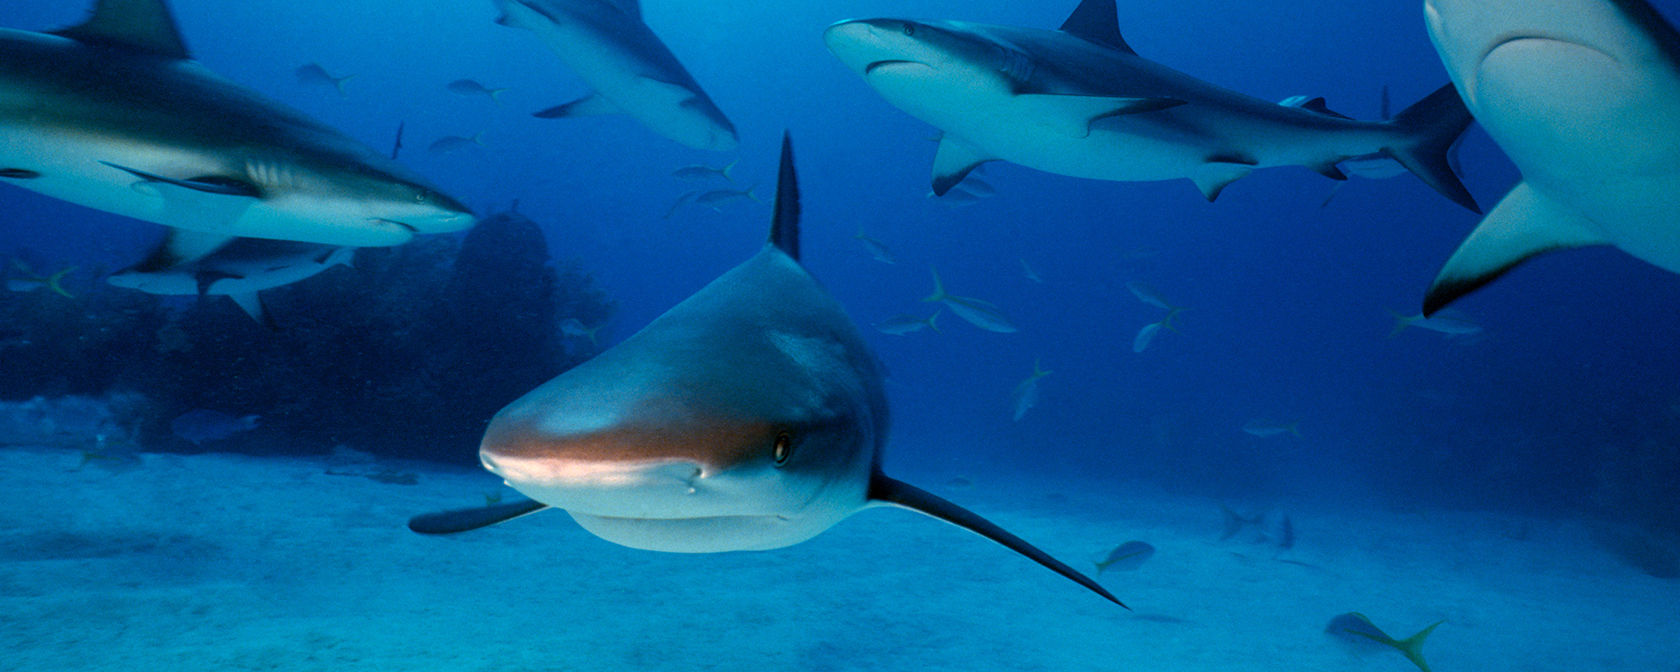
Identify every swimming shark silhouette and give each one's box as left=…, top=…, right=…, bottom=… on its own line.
left=494, top=0, right=738, bottom=151
left=411, top=134, right=1122, bottom=607
left=1420, top=0, right=1680, bottom=314
left=824, top=0, right=1479, bottom=211
left=0, top=0, right=472, bottom=263
left=106, top=234, right=354, bottom=327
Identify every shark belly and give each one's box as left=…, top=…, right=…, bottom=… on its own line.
left=498, top=0, right=736, bottom=151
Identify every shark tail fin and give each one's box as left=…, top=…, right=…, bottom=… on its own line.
left=868, top=473, right=1127, bottom=608
left=1383, top=84, right=1480, bottom=213
left=768, top=133, right=800, bottom=260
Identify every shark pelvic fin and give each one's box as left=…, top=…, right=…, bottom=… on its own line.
left=1059, top=0, right=1135, bottom=55
left=931, top=136, right=994, bottom=196
left=1192, top=160, right=1255, bottom=201
left=54, top=0, right=191, bottom=60
left=769, top=132, right=801, bottom=261
left=1423, top=181, right=1607, bottom=315
left=130, top=229, right=236, bottom=271
left=533, top=92, right=622, bottom=118
left=868, top=472, right=1127, bottom=607
left=408, top=499, right=552, bottom=535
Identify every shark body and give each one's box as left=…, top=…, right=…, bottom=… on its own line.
left=495, top=0, right=738, bottom=151
left=824, top=0, right=1478, bottom=211
left=411, top=135, right=1121, bottom=607
left=106, top=234, right=353, bottom=326
left=1421, top=0, right=1680, bottom=313
left=0, top=0, right=472, bottom=262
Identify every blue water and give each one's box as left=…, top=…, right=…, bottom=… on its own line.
left=4, top=2, right=1680, bottom=666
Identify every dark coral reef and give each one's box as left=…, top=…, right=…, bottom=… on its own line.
left=0, top=208, right=611, bottom=464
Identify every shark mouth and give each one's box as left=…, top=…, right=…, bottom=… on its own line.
left=373, top=218, right=419, bottom=233
left=1480, top=32, right=1614, bottom=65
left=864, top=59, right=925, bottom=75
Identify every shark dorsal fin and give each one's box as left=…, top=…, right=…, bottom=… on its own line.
left=1059, top=0, right=1135, bottom=55
left=768, top=132, right=800, bottom=261
left=53, top=0, right=191, bottom=60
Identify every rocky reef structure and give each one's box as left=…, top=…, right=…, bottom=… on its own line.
left=0, top=207, right=612, bottom=464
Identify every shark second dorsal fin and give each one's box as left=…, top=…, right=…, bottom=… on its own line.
left=1059, top=0, right=1135, bottom=55
left=769, top=132, right=800, bottom=261
left=54, top=0, right=191, bottom=60
left=868, top=472, right=1127, bottom=607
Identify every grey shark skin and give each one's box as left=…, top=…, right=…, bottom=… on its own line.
left=106, top=234, right=354, bottom=326
left=1421, top=0, right=1680, bottom=314
left=411, top=135, right=1123, bottom=607
left=0, top=0, right=473, bottom=257
left=823, top=0, right=1479, bottom=211
left=495, top=0, right=738, bottom=151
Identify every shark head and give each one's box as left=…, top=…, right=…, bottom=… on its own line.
left=428, top=134, right=1124, bottom=606
left=824, top=18, right=1026, bottom=91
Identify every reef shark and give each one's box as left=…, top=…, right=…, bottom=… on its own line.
left=0, top=0, right=473, bottom=264
left=106, top=233, right=354, bottom=327
left=411, top=134, right=1122, bottom=607
left=494, top=0, right=738, bottom=151
left=824, top=0, right=1480, bottom=211
left=1421, top=0, right=1680, bottom=313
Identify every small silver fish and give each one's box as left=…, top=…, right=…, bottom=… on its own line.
left=1126, top=281, right=1173, bottom=310
left=1242, top=420, right=1301, bottom=438
left=1011, top=359, right=1051, bottom=421
left=1095, top=540, right=1155, bottom=573
left=446, top=78, right=508, bottom=104
left=663, top=190, right=698, bottom=219
left=671, top=159, right=737, bottom=182
left=171, top=409, right=260, bottom=445
left=924, top=268, right=1016, bottom=333
left=695, top=186, right=759, bottom=210
left=854, top=230, right=895, bottom=264
left=560, top=318, right=601, bottom=344
left=1021, top=258, right=1042, bottom=283
left=428, top=132, right=484, bottom=154
left=295, top=63, right=354, bottom=97
left=874, top=312, right=939, bottom=335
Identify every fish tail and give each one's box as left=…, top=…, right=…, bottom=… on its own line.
left=923, top=267, right=947, bottom=302
left=1382, top=84, right=1479, bottom=213
left=490, top=88, right=507, bottom=106
left=1386, top=309, right=1413, bottom=338
left=1391, top=620, right=1444, bottom=672
left=46, top=265, right=77, bottom=298
left=926, top=310, right=941, bottom=333
left=333, top=74, right=357, bottom=98
left=722, top=159, right=739, bottom=184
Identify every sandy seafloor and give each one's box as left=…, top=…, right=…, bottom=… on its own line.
left=2, top=445, right=1675, bottom=672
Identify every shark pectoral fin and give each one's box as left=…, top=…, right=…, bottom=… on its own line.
left=0, top=168, right=41, bottom=179
left=100, top=162, right=261, bottom=197
left=533, top=93, right=622, bottom=118
left=408, top=499, right=551, bottom=534
left=931, top=136, right=994, bottom=196
left=225, top=291, right=272, bottom=328
left=1012, top=94, right=1185, bottom=138
left=868, top=473, right=1127, bottom=608
left=1191, top=161, right=1255, bottom=201
left=131, top=228, right=237, bottom=271
left=1424, top=182, right=1607, bottom=315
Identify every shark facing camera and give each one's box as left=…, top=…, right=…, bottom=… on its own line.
left=410, top=135, right=1125, bottom=608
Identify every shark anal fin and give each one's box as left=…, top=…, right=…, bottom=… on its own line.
left=1191, top=160, right=1255, bottom=201
left=53, top=0, right=192, bottom=60
left=931, top=136, right=994, bottom=196
left=868, top=473, right=1127, bottom=608
left=533, top=93, right=623, bottom=118
left=408, top=499, right=551, bottom=535
left=769, top=133, right=801, bottom=260
left=1058, top=0, right=1136, bottom=55
left=1424, top=181, right=1607, bottom=315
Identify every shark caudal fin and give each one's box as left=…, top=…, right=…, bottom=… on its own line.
left=868, top=473, right=1127, bottom=607
left=1382, top=84, right=1480, bottom=213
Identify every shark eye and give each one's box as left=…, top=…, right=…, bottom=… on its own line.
left=902, top=23, right=916, bottom=37
left=772, top=432, right=792, bottom=466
